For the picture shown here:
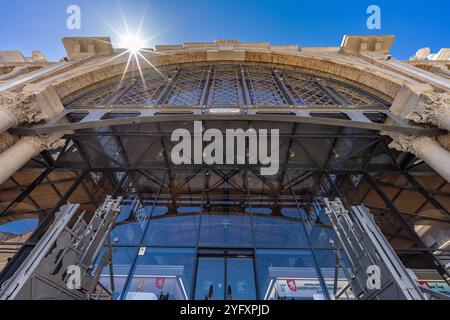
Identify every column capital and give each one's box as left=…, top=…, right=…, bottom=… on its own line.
left=0, top=90, right=48, bottom=125
left=407, top=92, right=450, bottom=128
left=21, top=134, right=66, bottom=154
left=389, top=135, right=436, bottom=157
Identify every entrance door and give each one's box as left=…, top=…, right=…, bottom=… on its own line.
left=194, top=255, right=257, bottom=300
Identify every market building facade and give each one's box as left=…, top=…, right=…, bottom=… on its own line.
left=0, top=35, right=449, bottom=300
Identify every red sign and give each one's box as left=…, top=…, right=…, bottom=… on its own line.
left=287, top=280, right=297, bottom=292
left=156, top=277, right=165, bottom=289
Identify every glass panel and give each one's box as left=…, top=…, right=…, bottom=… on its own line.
left=226, top=258, right=257, bottom=300
left=281, top=207, right=307, bottom=220
left=244, top=66, right=287, bottom=105
left=110, top=203, right=148, bottom=245
left=253, top=217, right=307, bottom=248
left=199, top=215, right=253, bottom=247
left=96, top=247, right=137, bottom=300
left=163, top=67, right=208, bottom=105
left=125, top=248, right=196, bottom=300
left=110, top=222, right=146, bottom=245
left=315, top=250, right=354, bottom=300
left=208, top=65, right=241, bottom=106
left=255, top=249, right=325, bottom=300
left=304, top=204, right=338, bottom=249
left=306, top=225, right=338, bottom=249
left=195, top=257, right=225, bottom=300
left=282, top=72, right=335, bottom=106
left=143, top=216, right=200, bottom=246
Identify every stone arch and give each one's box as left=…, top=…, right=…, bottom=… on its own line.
left=41, top=49, right=410, bottom=104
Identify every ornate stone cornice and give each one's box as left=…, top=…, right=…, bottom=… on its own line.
left=407, top=92, right=450, bottom=127
left=0, top=90, right=48, bottom=125
left=389, top=135, right=436, bottom=157
left=21, top=134, right=66, bottom=153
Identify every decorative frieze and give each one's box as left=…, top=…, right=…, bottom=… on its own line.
left=407, top=92, right=450, bottom=128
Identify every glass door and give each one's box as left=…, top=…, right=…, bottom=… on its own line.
left=195, top=254, right=257, bottom=300
left=195, top=257, right=226, bottom=300
left=226, top=258, right=257, bottom=300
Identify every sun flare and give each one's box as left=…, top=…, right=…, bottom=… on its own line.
left=120, top=34, right=145, bottom=55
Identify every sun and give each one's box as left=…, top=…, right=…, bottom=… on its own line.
left=120, top=34, right=145, bottom=55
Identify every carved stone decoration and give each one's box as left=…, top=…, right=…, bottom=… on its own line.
left=389, top=135, right=436, bottom=157
left=0, top=90, right=48, bottom=124
left=389, top=134, right=450, bottom=183
left=407, top=92, right=450, bottom=128
left=21, top=134, right=66, bottom=154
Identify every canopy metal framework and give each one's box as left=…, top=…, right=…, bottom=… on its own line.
left=1, top=63, right=449, bottom=287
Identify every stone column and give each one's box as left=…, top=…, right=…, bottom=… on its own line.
left=407, top=92, right=450, bottom=131
left=390, top=135, right=450, bottom=183
left=0, top=134, right=65, bottom=185
left=0, top=90, right=48, bottom=134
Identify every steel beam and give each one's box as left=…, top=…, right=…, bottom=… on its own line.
left=10, top=107, right=443, bottom=136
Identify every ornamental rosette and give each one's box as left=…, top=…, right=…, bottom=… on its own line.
left=0, top=90, right=48, bottom=124
left=407, top=92, right=450, bottom=126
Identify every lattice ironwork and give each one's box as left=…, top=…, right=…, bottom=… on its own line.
left=282, top=72, right=336, bottom=106
left=67, top=64, right=389, bottom=108
left=331, top=82, right=383, bottom=106
left=163, top=67, right=209, bottom=105
left=72, top=82, right=120, bottom=106
left=116, top=76, right=167, bottom=106
left=244, top=67, right=287, bottom=105
left=208, top=65, right=241, bottom=105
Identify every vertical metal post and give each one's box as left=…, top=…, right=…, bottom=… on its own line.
left=286, top=173, right=332, bottom=300
left=239, top=65, right=252, bottom=105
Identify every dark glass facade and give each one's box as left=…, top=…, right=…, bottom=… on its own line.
left=95, top=194, right=353, bottom=300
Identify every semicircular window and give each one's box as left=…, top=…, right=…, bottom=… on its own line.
left=67, top=64, right=389, bottom=108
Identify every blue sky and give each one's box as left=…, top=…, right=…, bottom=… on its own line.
left=0, top=219, right=38, bottom=235
left=0, top=1, right=449, bottom=61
